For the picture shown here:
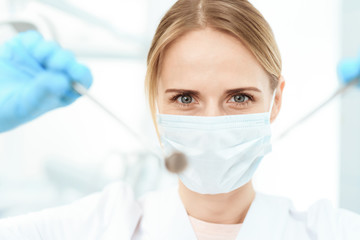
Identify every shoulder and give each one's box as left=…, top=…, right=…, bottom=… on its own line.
left=256, top=193, right=360, bottom=239
left=304, top=199, right=360, bottom=238
left=291, top=198, right=360, bottom=226
left=44, top=181, right=141, bottom=226
left=0, top=181, right=142, bottom=240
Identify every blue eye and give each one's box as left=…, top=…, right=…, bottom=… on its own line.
left=177, top=95, right=193, bottom=104
left=231, top=94, right=249, bottom=103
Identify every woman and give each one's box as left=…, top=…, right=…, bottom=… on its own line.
left=0, top=0, right=359, bottom=239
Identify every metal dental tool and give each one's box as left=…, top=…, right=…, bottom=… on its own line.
left=275, top=77, right=360, bottom=141
left=71, top=82, right=188, bottom=174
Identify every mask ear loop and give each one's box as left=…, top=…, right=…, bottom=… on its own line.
left=268, top=89, right=277, bottom=114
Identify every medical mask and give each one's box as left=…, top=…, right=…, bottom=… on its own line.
left=157, top=91, right=276, bottom=194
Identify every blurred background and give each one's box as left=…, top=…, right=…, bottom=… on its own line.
left=0, top=0, right=359, bottom=217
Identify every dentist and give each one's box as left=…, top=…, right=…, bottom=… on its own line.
left=1, top=0, right=360, bottom=239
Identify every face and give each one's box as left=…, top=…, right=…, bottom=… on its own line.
left=157, top=27, right=284, bottom=120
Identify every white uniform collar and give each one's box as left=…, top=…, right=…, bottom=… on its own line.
left=138, top=187, right=293, bottom=240
left=136, top=186, right=198, bottom=240
left=236, top=192, right=293, bottom=239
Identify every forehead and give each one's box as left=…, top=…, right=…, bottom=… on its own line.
left=158, top=27, right=270, bottom=91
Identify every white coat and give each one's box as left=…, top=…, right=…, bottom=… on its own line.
left=0, top=181, right=359, bottom=240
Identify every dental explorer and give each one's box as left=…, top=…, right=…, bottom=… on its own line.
left=275, top=77, right=360, bottom=141
left=71, top=82, right=188, bottom=174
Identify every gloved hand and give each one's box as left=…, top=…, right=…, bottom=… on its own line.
left=0, top=31, right=93, bottom=133
left=338, top=53, right=360, bottom=84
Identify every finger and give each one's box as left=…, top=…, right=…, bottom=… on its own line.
left=12, top=71, right=67, bottom=118
left=33, top=71, right=82, bottom=107
left=338, top=58, right=360, bottom=84
left=43, top=46, right=93, bottom=89
left=67, top=62, right=93, bottom=89
left=43, top=48, right=93, bottom=95
left=45, top=48, right=76, bottom=71
left=0, top=42, right=13, bottom=59
left=16, top=30, right=44, bottom=51
left=4, top=40, right=43, bottom=75
left=37, top=71, right=71, bottom=96
left=32, top=40, right=60, bottom=65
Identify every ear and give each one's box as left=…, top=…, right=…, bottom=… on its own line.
left=270, top=76, right=285, bottom=123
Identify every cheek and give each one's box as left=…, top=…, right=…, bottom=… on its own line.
left=224, top=102, right=267, bottom=115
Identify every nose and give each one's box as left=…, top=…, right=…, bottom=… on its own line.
left=200, top=100, right=226, bottom=116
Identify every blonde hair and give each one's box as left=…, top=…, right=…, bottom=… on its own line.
left=145, top=0, right=282, bottom=136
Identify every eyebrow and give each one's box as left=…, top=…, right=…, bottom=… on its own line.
left=225, top=87, right=262, bottom=95
left=165, top=89, right=200, bottom=97
left=165, top=87, right=262, bottom=95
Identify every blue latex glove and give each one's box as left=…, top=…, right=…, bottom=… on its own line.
left=0, top=31, right=93, bottom=133
left=338, top=52, right=360, bottom=84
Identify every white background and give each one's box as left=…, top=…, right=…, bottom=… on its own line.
left=0, top=0, right=350, bottom=216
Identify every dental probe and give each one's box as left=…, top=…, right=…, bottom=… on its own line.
left=71, top=82, right=188, bottom=174
left=275, top=77, right=360, bottom=141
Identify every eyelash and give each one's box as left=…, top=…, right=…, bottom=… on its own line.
left=169, top=93, right=254, bottom=108
left=228, top=94, right=253, bottom=107
left=169, top=94, right=197, bottom=108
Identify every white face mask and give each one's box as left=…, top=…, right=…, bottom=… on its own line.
left=157, top=91, right=276, bottom=194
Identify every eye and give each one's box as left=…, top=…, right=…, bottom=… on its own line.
left=176, top=94, right=193, bottom=104
left=230, top=94, right=250, bottom=103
